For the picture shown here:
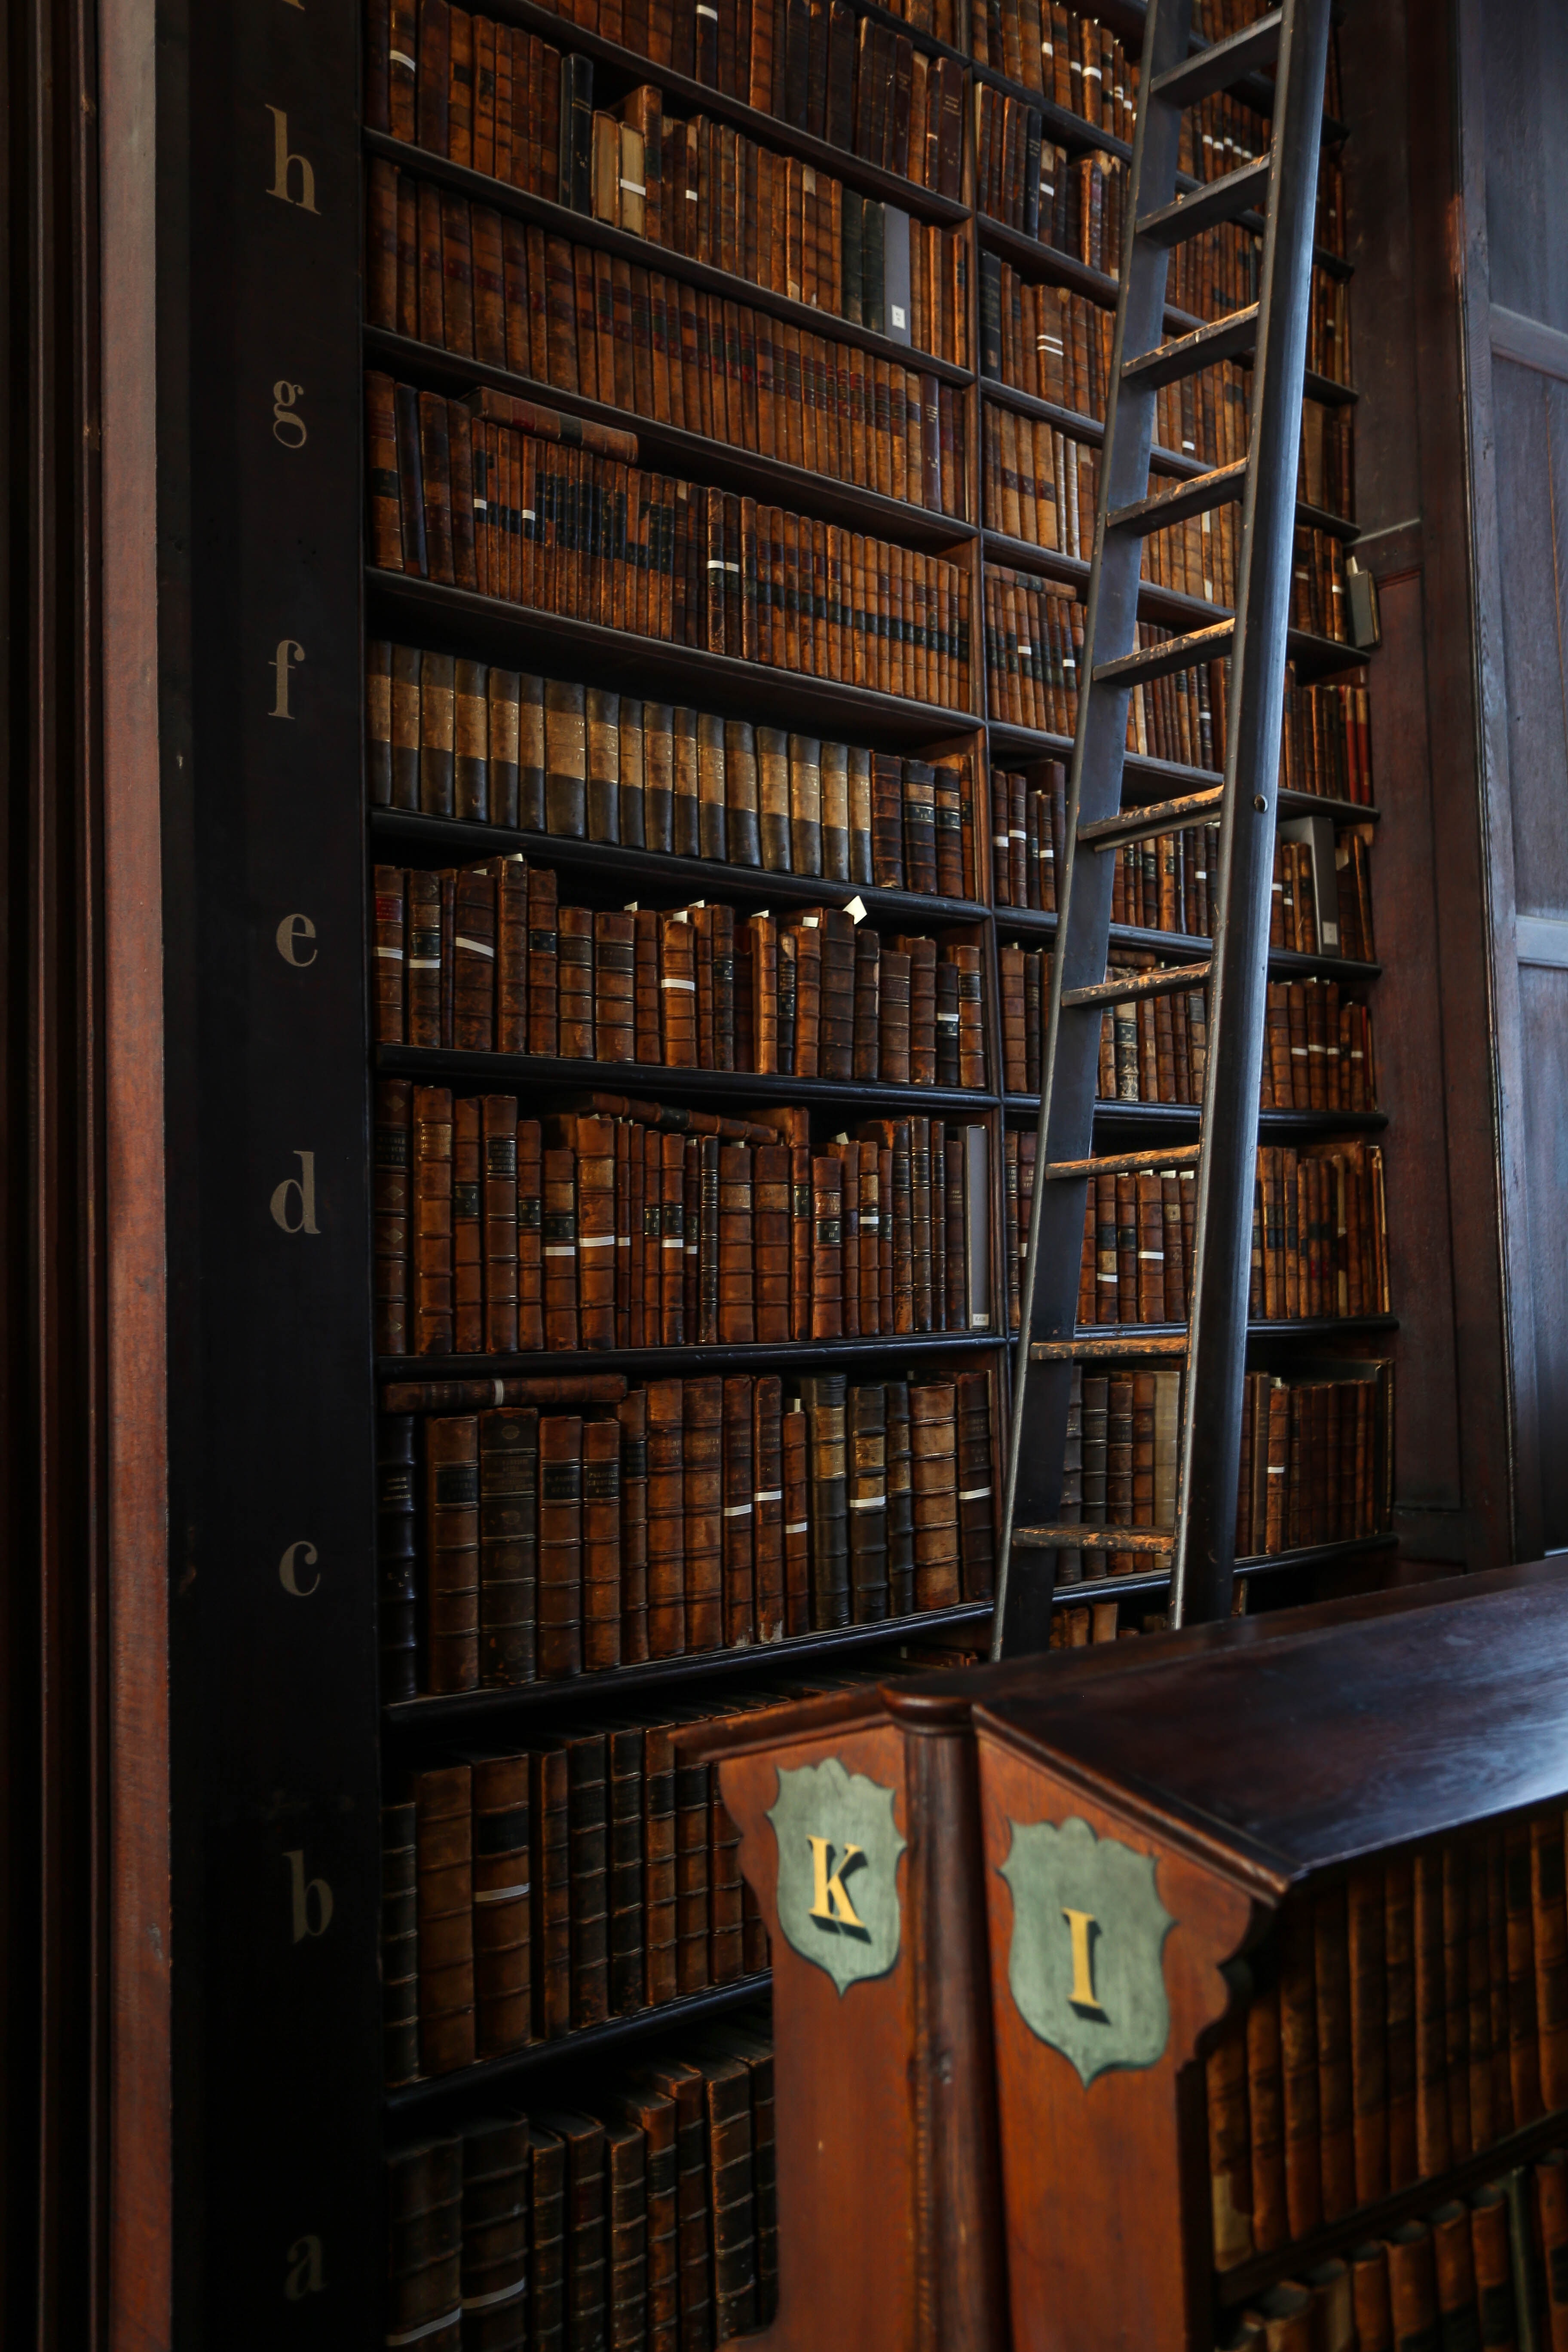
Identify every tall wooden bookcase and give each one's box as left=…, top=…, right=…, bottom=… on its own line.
left=2, top=0, right=1563, bottom=2342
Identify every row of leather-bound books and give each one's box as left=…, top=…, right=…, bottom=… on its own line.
left=999, top=953, right=1378, bottom=1112
left=368, top=162, right=969, bottom=518
left=378, top=1371, right=997, bottom=1693
left=998, top=1137, right=1389, bottom=1330
left=983, top=576, right=1231, bottom=747
left=984, top=404, right=1356, bottom=573
left=968, top=0, right=1136, bottom=139
left=1234, top=1364, right=1393, bottom=1562
left=993, top=803, right=1378, bottom=963
left=368, top=0, right=964, bottom=199
left=383, top=1719, right=767, bottom=2082
left=974, top=85, right=1346, bottom=266
left=374, top=1084, right=995, bottom=1359
left=367, top=3, right=970, bottom=362
left=368, top=645, right=980, bottom=894
left=371, top=858, right=989, bottom=1085
left=387, top=2011, right=776, bottom=2351
left=367, top=377, right=971, bottom=706
left=1216, top=2166, right=1568, bottom=2352
left=980, top=264, right=1115, bottom=417
left=1204, top=1813, right=1568, bottom=2278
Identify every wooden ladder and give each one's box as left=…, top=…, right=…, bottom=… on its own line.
left=994, top=0, right=1335, bottom=1649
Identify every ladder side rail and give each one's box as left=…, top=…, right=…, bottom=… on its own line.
left=993, top=0, right=1196, bottom=1658
left=1170, top=0, right=1335, bottom=1628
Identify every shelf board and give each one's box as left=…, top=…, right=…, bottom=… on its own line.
left=383, top=1601, right=995, bottom=1734
left=988, top=906, right=1382, bottom=984
left=363, top=327, right=977, bottom=557
left=367, top=571, right=980, bottom=749
left=376, top=1041, right=1000, bottom=1114
left=976, top=212, right=1349, bottom=322
left=1048, top=1533, right=1397, bottom=1611
left=383, top=1974, right=775, bottom=2119
left=460, top=0, right=973, bottom=201
left=980, top=731, right=1378, bottom=825
left=378, top=1332, right=1008, bottom=1381
left=363, top=131, right=973, bottom=388
left=369, top=808, right=990, bottom=923
left=1002, top=1096, right=1388, bottom=1137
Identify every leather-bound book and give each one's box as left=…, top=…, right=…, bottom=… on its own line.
left=543, top=679, right=588, bottom=839
left=1245, top=1984, right=1288, bottom=2253
left=1442, top=1845, right=1475, bottom=2155
left=630, top=2061, right=710, bottom=2346
left=683, top=1377, right=725, bottom=1652
left=617, top=1390, right=649, bottom=1666
left=799, top=1374, right=849, bottom=1628
left=531, top=1748, right=571, bottom=2040
left=606, top=1724, right=646, bottom=2019
left=469, top=1755, right=533, bottom=2059
left=659, top=1136, right=686, bottom=1344
left=749, top=1376, right=785, bottom=1643
left=645, top=1379, right=686, bottom=1658
left=1278, top=1903, right=1323, bottom=2238
left=424, top=1415, right=480, bottom=1694
left=416, top=390, right=456, bottom=585
left=1505, top=1819, right=1546, bottom=2125
left=910, top=1381, right=959, bottom=1608
left=756, top=728, right=790, bottom=873
left=413, top=1085, right=455, bottom=1356
left=1314, top=1886, right=1357, bottom=2220
left=641, top=1723, right=679, bottom=2008
left=1205, top=2007, right=1253, bottom=2273
left=536, top=1414, right=584, bottom=1679
left=514, top=1120, right=544, bottom=1353
left=525, top=2122, right=567, bottom=2347
left=494, top=857, right=528, bottom=1058
left=386, top=2137, right=462, bottom=2351
left=615, top=2089, right=677, bottom=2352
left=392, top=381, right=429, bottom=576
left=533, top=2113, right=607, bottom=2351
left=452, top=1099, right=484, bottom=1355
left=367, top=372, right=406, bottom=572
left=1469, top=2184, right=1516, bottom=2350
left=386, top=0, right=417, bottom=141
left=375, top=1079, right=412, bottom=1358
left=1344, top=1862, right=1390, bottom=2205
left=605, top=2125, right=648, bottom=2350
left=710, top=1773, right=745, bottom=1985
left=809, top=1156, right=843, bottom=1341
left=1534, top=2153, right=1568, bottom=2349
left=1386, top=2224, right=1439, bottom=2352
left=582, top=1415, right=622, bottom=1673
left=846, top=1381, right=889, bottom=1622
left=453, top=868, right=496, bottom=1053
left=388, top=643, right=422, bottom=815
left=382, top=1801, right=420, bottom=2086
left=1430, top=2201, right=1481, bottom=2352
left=700, top=2055, right=757, bottom=2338
left=416, top=1763, right=476, bottom=2076
left=512, top=675, right=544, bottom=834
left=1485, top=1834, right=1513, bottom=2141
left=418, top=650, right=455, bottom=817
left=478, top=1406, right=537, bottom=1688
left=1382, top=1853, right=1420, bottom=2188
left=669, top=1743, right=711, bottom=1997
left=1534, top=1810, right=1568, bottom=2110
left=459, top=2115, right=529, bottom=2346
left=818, top=909, right=854, bottom=1080
left=563, top=1732, right=610, bottom=2029
left=371, top=864, right=406, bottom=1047
left=556, top=906, right=594, bottom=1062
left=781, top=1400, right=810, bottom=1633
left=452, top=660, right=489, bottom=821
left=956, top=1368, right=996, bottom=1599
left=378, top=1413, right=419, bottom=1701
left=1414, top=1849, right=1452, bottom=2177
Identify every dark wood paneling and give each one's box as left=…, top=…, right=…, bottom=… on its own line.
left=1479, top=0, right=1568, bottom=336
left=1490, top=360, right=1568, bottom=917
left=1518, top=965, right=1568, bottom=1547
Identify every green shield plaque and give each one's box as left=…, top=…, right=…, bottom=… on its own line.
left=767, top=1756, right=906, bottom=1995
left=999, top=1814, right=1174, bottom=2084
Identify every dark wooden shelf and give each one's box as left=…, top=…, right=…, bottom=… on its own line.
left=458, top=0, right=973, bottom=203
left=383, top=1974, right=775, bottom=2120
left=1215, top=2102, right=1568, bottom=2311
left=369, top=807, right=990, bottom=924
left=375, top=1041, right=999, bottom=1114
left=980, top=729, right=1379, bottom=827
left=363, top=131, right=974, bottom=388
left=1048, top=1532, right=1398, bottom=1612
left=975, top=211, right=1349, bottom=325
left=364, top=327, right=977, bottom=557
left=382, top=1601, right=995, bottom=1735
left=367, top=570, right=980, bottom=749
left=1002, top=1094, right=1387, bottom=1135
left=378, top=1332, right=1007, bottom=1382
left=988, top=904, right=1383, bottom=984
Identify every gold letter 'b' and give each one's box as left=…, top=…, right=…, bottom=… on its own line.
left=808, top=1836, right=867, bottom=1928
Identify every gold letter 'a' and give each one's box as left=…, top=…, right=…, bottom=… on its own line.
left=808, top=1836, right=867, bottom=1928
left=1062, top=1908, right=1107, bottom=2014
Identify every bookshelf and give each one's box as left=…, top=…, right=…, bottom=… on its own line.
left=33, top=0, right=1553, bottom=2339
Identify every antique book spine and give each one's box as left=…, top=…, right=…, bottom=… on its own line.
left=910, top=1380, right=959, bottom=1607
left=702, top=2059, right=757, bottom=2339
left=567, top=1731, right=611, bottom=2027
left=721, top=1375, right=755, bottom=1646
left=643, top=1726, right=679, bottom=2006
left=517, top=1119, right=545, bottom=1352
left=1534, top=1810, right=1568, bottom=2109
left=847, top=1380, right=889, bottom=1623
left=381, top=1800, right=420, bottom=2086
left=1205, top=2009, right=1254, bottom=2273
left=1246, top=1984, right=1288, bottom=2253
left=536, top=1413, right=584, bottom=1679
left=617, top=1389, right=649, bottom=1666
left=415, top=1762, right=476, bottom=2075
left=709, top=1779, right=745, bottom=1984
left=781, top=1400, right=810, bottom=1633
left=471, top=1755, right=533, bottom=2058
left=582, top=1414, right=623, bottom=1672
left=413, top=1084, right=455, bottom=1357
left=683, top=1376, right=725, bottom=1651
left=607, top=1724, right=646, bottom=2018
left=378, top=1413, right=419, bottom=1702
left=800, top=1373, right=848, bottom=1627
left=675, top=1754, right=712, bottom=1993
left=752, top=1376, right=784, bottom=1643
left=478, top=1405, right=537, bottom=1687
left=1279, top=1903, right=1323, bottom=2239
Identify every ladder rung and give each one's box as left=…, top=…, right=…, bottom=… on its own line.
left=1031, top=1333, right=1191, bottom=1361
left=1151, top=8, right=1283, bottom=107
left=1094, top=618, right=1236, bottom=689
left=1063, top=958, right=1213, bottom=1011
left=1108, top=461, right=1250, bottom=539
left=1044, top=1143, right=1204, bottom=1182
left=1137, top=157, right=1273, bottom=249
left=1122, top=306, right=1260, bottom=392
left=1013, top=1525, right=1176, bottom=1553
left=1079, top=785, right=1226, bottom=848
